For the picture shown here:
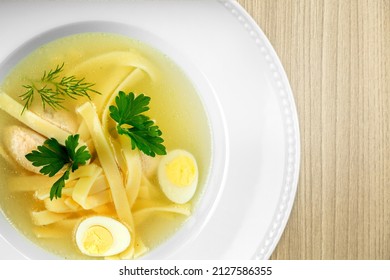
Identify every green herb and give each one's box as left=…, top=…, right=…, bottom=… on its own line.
left=25, top=134, right=91, bottom=200
left=20, top=63, right=100, bottom=114
left=109, top=91, right=167, bottom=157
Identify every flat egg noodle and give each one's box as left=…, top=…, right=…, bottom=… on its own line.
left=0, top=92, right=70, bottom=145
left=119, top=135, right=142, bottom=208
left=76, top=102, right=134, bottom=233
left=137, top=175, right=164, bottom=201
left=65, top=51, right=156, bottom=114
left=8, top=163, right=101, bottom=193
left=33, top=219, right=81, bottom=239
left=132, top=199, right=191, bottom=227
left=72, top=165, right=113, bottom=210
left=44, top=197, right=80, bottom=213
left=31, top=210, right=71, bottom=226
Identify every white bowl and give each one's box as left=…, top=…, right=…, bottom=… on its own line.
left=0, top=22, right=228, bottom=260
left=0, top=0, right=300, bottom=260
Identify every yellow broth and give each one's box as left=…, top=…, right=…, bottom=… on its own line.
left=0, top=33, right=211, bottom=259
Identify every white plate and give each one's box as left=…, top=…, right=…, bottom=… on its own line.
left=0, top=0, right=300, bottom=260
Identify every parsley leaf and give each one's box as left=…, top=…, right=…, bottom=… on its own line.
left=26, top=138, right=69, bottom=177
left=109, top=91, right=167, bottom=157
left=65, top=135, right=91, bottom=172
left=25, top=134, right=91, bottom=200
left=50, top=170, right=70, bottom=201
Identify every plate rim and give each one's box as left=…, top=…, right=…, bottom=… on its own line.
left=221, top=0, right=301, bottom=259
left=0, top=0, right=301, bottom=260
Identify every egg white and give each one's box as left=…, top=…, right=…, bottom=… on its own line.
left=158, top=149, right=198, bottom=204
left=75, top=216, right=131, bottom=257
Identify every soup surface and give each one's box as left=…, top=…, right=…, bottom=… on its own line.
left=0, top=33, right=211, bottom=259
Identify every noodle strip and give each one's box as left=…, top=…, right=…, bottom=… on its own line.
left=8, top=163, right=101, bottom=193
left=101, top=68, right=147, bottom=129
left=64, top=197, right=82, bottom=211
left=33, top=219, right=81, bottom=239
left=133, top=236, right=149, bottom=259
left=137, top=175, right=163, bottom=200
left=76, top=102, right=134, bottom=231
left=31, top=210, right=71, bottom=226
left=0, top=92, right=70, bottom=145
left=72, top=166, right=105, bottom=209
left=44, top=197, right=80, bottom=213
left=119, top=135, right=142, bottom=208
left=132, top=199, right=191, bottom=226
left=8, top=175, right=59, bottom=192
left=133, top=204, right=191, bottom=221
left=67, top=51, right=156, bottom=81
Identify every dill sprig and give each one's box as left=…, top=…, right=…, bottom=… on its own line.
left=20, top=63, right=100, bottom=114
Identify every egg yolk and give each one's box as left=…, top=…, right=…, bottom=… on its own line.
left=165, top=155, right=196, bottom=187
left=82, top=225, right=113, bottom=255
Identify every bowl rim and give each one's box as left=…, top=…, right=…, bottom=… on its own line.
left=0, top=20, right=229, bottom=260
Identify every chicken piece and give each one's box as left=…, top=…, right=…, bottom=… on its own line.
left=39, top=109, right=78, bottom=134
left=140, top=153, right=161, bottom=178
left=3, top=125, right=46, bottom=174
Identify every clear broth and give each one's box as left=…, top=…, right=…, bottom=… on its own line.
left=0, top=33, right=211, bottom=259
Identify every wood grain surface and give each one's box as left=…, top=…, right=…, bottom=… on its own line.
left=236, top=0, right=390, bottom=259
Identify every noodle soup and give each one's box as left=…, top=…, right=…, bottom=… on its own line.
left=0, top=33, right=211, bottom=259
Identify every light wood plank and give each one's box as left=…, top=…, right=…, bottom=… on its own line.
left=237, top=0, right=390, bottom=259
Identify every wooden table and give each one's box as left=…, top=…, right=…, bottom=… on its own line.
left=237, top=0, right=390, bottom=259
